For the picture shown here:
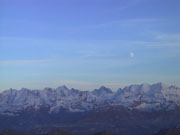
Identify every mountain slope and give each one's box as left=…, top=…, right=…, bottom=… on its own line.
left=0, top=83, right=180, bottom=115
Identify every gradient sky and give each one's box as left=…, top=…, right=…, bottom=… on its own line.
left=0, top=0, right=180, bottom=91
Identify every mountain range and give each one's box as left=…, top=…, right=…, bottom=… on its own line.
left=0, top=82, right=180, bottom=115
left=1, top=83, right=180, bottom=135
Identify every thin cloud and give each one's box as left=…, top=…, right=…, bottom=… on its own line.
left=131, top=39, right=180, bottom=47
left=79, top=51, right=116, bottom=58
left=84, top=18, right=165, bottom=29
left=155, top=33, right=180, bottom=41
left=0, top=59, right=54, bottom=65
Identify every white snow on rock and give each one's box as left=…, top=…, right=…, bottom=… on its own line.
left=0, top=83, right=180, bottom=115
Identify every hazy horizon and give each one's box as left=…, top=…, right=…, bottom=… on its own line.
left=0, top=82, right=178, bottom=93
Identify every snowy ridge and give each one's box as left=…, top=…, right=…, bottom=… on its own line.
left=0, top=83, right=180, bottom=115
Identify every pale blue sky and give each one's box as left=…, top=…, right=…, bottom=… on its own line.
left=0, top=0, right=180, bottom=91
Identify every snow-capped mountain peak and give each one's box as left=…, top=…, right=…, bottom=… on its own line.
left=92, top=86, right=113, bottom=96
left=0, top=83, right=180, bottom=115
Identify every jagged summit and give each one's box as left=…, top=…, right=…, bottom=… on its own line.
left=0, top=83, right=180, bottom=115
left=56, top=85, right=69, bottom=90
left=92, top=86, right=113, bottom=96
left=99, top=86, right=108, bottom=89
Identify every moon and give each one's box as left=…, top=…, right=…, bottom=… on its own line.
left=130, top=52, right=134, bottom=58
